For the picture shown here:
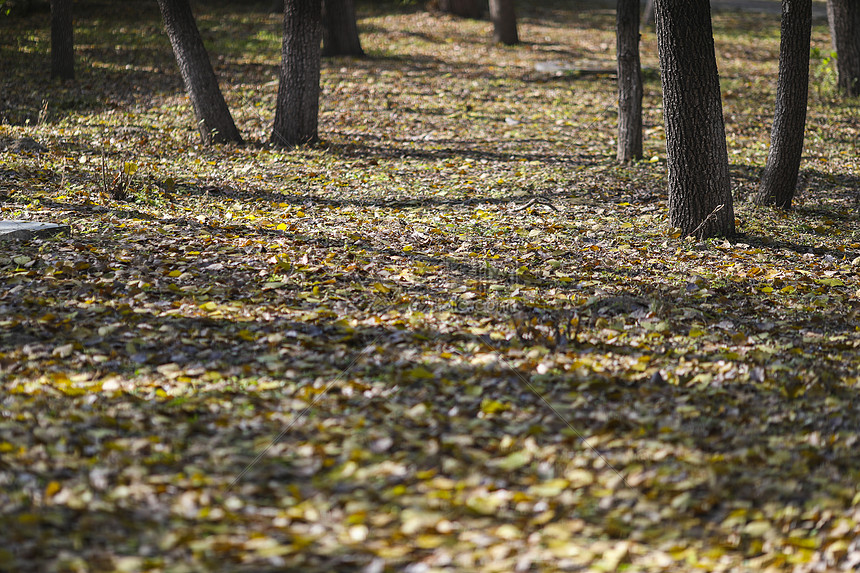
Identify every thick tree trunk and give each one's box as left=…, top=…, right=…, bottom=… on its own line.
left=50, top=0, right=74, bottom=80
left=322, top=0, right=364, bottom=57
left=616, top=0, right=642, bottom=163
left=272, top=0, right=322, bottom=146
left=756, top=0, right=811, bottom=209
left=489, top=0, right=518, bottom=45
left=827, top=0, right=860, bottom=96
left=655, top=0, right=735, bottom=238
left=157, top=0, right=242, bottom=145
left=437, top=0, right=483, bottom=19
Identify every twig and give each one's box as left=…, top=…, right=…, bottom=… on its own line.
left=684, top=204, right=724, bottom=238
left=511, top=198, right=560, bottom=212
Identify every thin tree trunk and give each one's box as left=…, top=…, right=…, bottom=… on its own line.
left=157, top=0, right=242, bottom=145
left=489, top=0, right=518, bottom=45
left=322, top=0, right=364, bottom=57
left=272, top=0, right=322, bottom=146
left=616, top=0, right=642, bottom=163
left=655, top=0, right=735, bottom=238
left=50, top=0, right=74, bottom=81
left=756, top=0, right=811, bottom=209
left=827, top=0, right=860, bottom=95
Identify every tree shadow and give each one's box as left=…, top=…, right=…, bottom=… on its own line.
left=2, top=257, right=860, bottom=568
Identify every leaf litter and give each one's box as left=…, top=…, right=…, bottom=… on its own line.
left=1, top=1, right=860, bottom=571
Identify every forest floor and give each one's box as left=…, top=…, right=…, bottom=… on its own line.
left=1, top=0, right=859, bottom=571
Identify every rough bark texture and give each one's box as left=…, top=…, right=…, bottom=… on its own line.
left=50, top=0, right=74, bottom=80
left=157, top=0, right=242, bottom=145
left=756, top=0, right=811, bottom=209
left=322, top=0, right=364, bottom=57
left=489, top=0, right=518, bottom=45
left=616, top=0, right=642, bottom=162
left=272, top=0, right=322, bottom=146
left=437, top=0, right=483, bottom=19
left=827, top=0, right=860, bottom=95
left=655, top=0, right=735, bottom=238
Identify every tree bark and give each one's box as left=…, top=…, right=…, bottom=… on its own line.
left=489, top=0, right=518, bottom=45
left=616, top=0, right=642, bottom=163
left=827, top=0, right=860, bottom=96
left=655, top=0, right=735, bottom=238
left=322, top=0, right=364, bottom=57
left=50, top=0, right=74, bottom=81
left=756, top=0, right=811, bottom=209
left=437, top=0, right=484, bottom=19
left=272, top=0, right=322, bottom=146
left=157, top=0, right=242, bottom=145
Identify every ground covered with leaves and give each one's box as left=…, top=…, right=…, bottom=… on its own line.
left=1, top=0, right=859, bottom=571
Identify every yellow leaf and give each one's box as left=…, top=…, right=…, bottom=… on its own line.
left=743, top=520, right=771, bottom=537
left=167, top=269, right=182, bottom=278
left=415, top=534, right=446, bottom=549
left=493, top=450, right=531, bottom=470
left=404, top=366, right=435, bottom=380
left=466, top=494, right=504, bottom=515
left=786, top=536, right=818, bottom=550
left=480, top=398, right=509, bottom=414
left=276, top=223, right=288, bottom=231
left=528, top=478, right=569, bottom=497
left=45, top=481, right=62, bottom=498
left=563, top=468, right=595, bottom=488
left=199, top=301, right=218, bottom=311
left=371, top=282, right=391, bottom=294
left=237, top=329, right=256, bottom=341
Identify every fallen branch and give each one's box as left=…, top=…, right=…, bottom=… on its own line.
left=685, top=204, right=724, bottom=238
left=510, top=198, right=560, bottom=212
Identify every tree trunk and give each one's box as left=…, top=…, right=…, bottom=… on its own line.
left=616, top=0, right=642, bottom=163
left=489, top=0, right=518, bottom=45
left=655, top=0, right=735, bottom=238
left=322, top=0, right=364, bottom=57
left=437, top=0, right=484, bottom=19
left=755, top=0, right=811, bottom=209
left=50, top=0, right=74, bottom=81
left=157, top=0, right=242, bottom=145
left=827, top=0, right=860, bottom=96
left=272, top=0, right=322, bottom=146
